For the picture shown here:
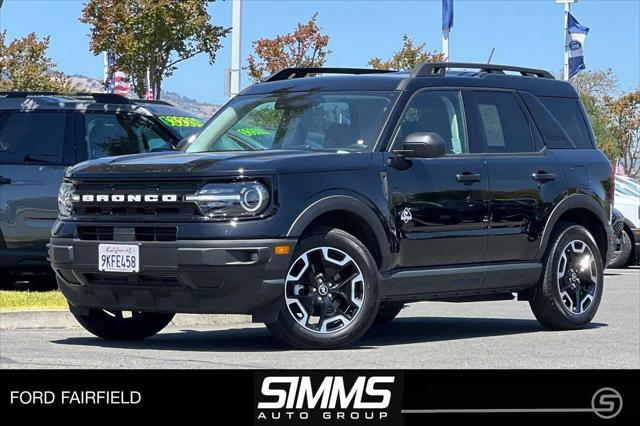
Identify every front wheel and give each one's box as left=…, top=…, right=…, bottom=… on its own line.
left=529, top=223, right=604, bottom=330
left=72, top=309, right=174, bottom=340
left=266, top=228, right=379, bottom=349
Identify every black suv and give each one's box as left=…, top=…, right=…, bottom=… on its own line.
left=49, top=63, right=614, bottom=349
left=0, top=92, right=204, bottom=281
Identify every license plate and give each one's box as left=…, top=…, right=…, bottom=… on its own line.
left=98, top=244, right=140, bottom=273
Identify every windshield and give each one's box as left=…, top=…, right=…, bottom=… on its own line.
left=186, top=91, right=399, bottom=154
left=616, top=177, right=640, bottom=197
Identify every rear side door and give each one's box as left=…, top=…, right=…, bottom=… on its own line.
left=466, top=90, right=566, bottom=266
left=0, top=110, right=75, bottom=253
left=386, top=89, right=490, bottom=270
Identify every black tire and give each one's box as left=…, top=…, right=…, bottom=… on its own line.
left=529, top=223, right=604, bottom=330
left=374, top=302, right=405, bottom=324
left=608, top=230, right=632, bottom=268
left=72, top=309, right=174, bottom=340
left=266, top=227, right=380, bottom=349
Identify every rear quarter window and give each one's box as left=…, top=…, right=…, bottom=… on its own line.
left=538, top=96, right=593, bottom=149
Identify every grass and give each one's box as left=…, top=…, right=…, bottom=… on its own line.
left=0, top=290, right=67, bottom=311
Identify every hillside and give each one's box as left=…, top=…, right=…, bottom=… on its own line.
left=67, top=75, right=221, bottom=119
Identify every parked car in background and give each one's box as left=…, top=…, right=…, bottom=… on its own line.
left=612, top=175, right=640, bottom=267
left=0, top=92, right=201, bottom=284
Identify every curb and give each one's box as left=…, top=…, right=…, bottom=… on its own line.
left=0, top=310, right=251, bottom=331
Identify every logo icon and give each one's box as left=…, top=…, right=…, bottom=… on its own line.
left=591, top=388, right=623, bottom=420
left=400, top=208, right=412, bottom=224
left=569, top=40, right=582, bottom=50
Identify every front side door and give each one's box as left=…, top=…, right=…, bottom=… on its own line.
left=386, top=90, right=489, bottom=269
left=466, top=90, right=566, bottom=264
left=0, top=110, right=75, bottom=254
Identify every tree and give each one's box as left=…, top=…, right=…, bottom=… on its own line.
left=604, top=90, right=640, bottom=176
left=81, top=0, right=229, bottom=99
left=368, top=35, right=445, bottom=71
left=246, top=13, right=330, bottom=83
left=570, top=69, right=619, bottom=101
left=582, top=93, right=618, bottom=162
left=0, top=31, right=70, bottom=91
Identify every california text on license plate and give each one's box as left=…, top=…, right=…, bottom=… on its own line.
left=98, top=244, right=140, bottom=273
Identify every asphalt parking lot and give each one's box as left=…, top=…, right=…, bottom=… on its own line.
left=1, top=267, right=638, bottom=369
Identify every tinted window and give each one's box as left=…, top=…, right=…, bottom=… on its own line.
left=473, top=91, right=534, bottom=153
left=0, top=112, right=67, bottom=164
left=540, top=97, right=593, bottom=148
left=521, top=92, right=573, bottom=148
left=84, top=113, right=173, bottom=159
left=395, top=90, right=468, bottom=155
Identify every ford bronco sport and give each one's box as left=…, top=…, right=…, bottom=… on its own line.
left=49, top=63, right=614, bottom=349
left=0, top=92, right=203, bottom=282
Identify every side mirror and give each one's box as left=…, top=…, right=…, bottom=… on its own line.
left=400, top=132, right=446, bottom=158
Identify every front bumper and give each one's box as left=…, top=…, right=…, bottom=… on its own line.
left=49, top=238, right=295, bottom=322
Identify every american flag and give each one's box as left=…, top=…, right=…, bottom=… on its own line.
left=616, top=160, right=626, bottom=177
left=106, top=51, right=130, bottom=96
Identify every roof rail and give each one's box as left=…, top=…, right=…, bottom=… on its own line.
left=265, top=67, right=394, bottom=82
left=133, top=99, right=174, bottom=106
left=0, top=91, right=131, bottom=104
left=411, top=62, right=554, bottom=79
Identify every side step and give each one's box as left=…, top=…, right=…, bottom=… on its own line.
left=426, top=293, right=516, bottom=303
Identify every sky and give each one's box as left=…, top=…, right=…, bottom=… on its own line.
left=1, top=0, right=639, bottom=106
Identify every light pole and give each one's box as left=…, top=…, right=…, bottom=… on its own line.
left=556, top=0, right=578, bottom=81
left=229, top=0, right=242, bottom=97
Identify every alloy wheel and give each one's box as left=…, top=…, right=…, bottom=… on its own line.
left=285, top=246, right=365, bottom=334
left=557, top=240, right=599, bottom=315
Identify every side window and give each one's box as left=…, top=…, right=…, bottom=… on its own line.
left=0, top=112, right=67, bottom=164
left=540, top=97, right=593, bottom=149
left=473, top=91, right=534, bottom=153
left=84, top=113, right=173, bottom=159
left=395, top=90, right=468, bottom=155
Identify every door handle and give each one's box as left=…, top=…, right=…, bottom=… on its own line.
left=0, top=176, right=11, bottom=185
left=456, top=172, right=481, bottom=185
left=532, top=172, right=556, bottom=183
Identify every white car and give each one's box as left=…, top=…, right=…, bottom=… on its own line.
left=611, top=176, right=640, bottom=267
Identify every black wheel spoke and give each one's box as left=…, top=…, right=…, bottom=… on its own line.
left=285, top=246, right=365, bottom=334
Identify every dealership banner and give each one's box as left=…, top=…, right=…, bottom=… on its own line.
left=2, top=370, right=638, bottom=424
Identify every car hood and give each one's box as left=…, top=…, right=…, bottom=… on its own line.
left=66, top=150, right=373, bottom=179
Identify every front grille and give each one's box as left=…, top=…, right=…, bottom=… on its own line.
left=135, top=227, right=177, bottom=242
left=77, top=226, right=114, bottom=241
left=73, top=181, right=200, bottom=217
left=77, top=226, right=178, bottom=242
left=613, top=220, right=624, bottom=234
left=84, top=273, right=180, bottom=287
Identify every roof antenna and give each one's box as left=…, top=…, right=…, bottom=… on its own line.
left=487, top=48, right=495, bottom=64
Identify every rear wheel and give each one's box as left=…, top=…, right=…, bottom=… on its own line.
left=72, top=309, right=174, bottom=340
left=530, top=223, right=603, bottom=330
left=266, top=228, right=379, bottom=349
left=374, top=302, right=405, bottom=324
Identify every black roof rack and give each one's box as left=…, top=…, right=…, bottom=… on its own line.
left=265, top=67, right=394, bottom=82
left=411, top=62, right=554, bottom=79
left=133, top=99, right=174, bottom=106
left=0, top=91, right=131, bottom=104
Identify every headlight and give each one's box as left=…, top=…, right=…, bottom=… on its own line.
left=185, top=182, right=270, bottom=219
left=58, top=182, right=74, bottom=217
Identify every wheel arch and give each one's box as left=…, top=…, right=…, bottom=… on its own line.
left=537, top=194, right=609, bottom=264
left=287, top=194, right=391, bottom=271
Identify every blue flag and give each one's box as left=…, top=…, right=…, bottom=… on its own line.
left=567, top=12, right=589, bottom=78
left=442, top=0, right=453, bottom=31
